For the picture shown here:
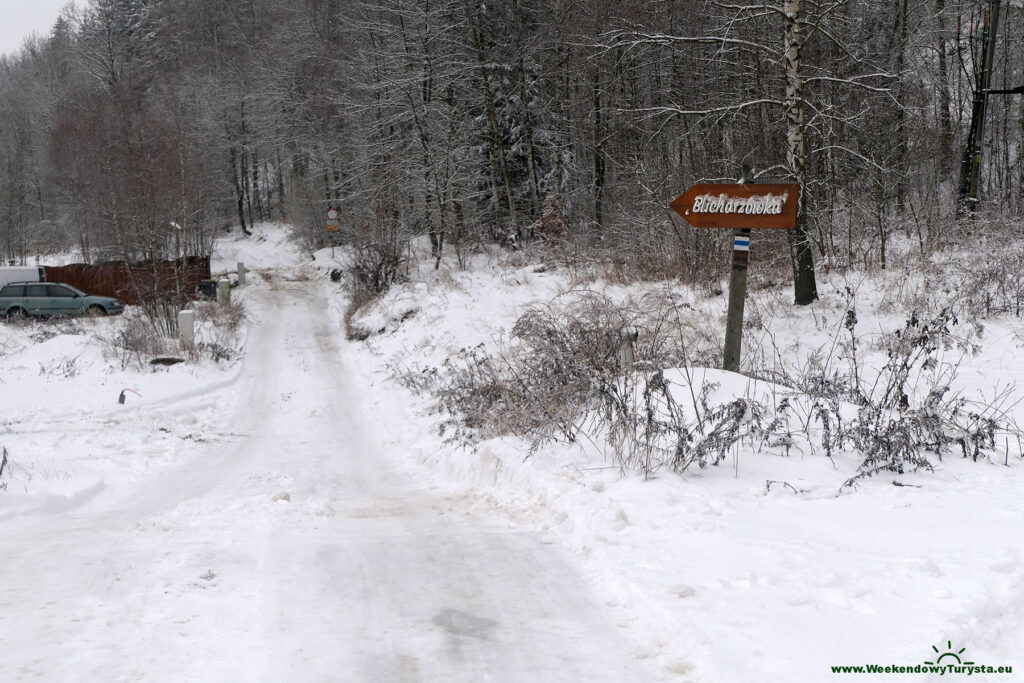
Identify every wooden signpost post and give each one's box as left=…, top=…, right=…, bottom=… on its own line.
left=670, top=182, right=800, bottom=372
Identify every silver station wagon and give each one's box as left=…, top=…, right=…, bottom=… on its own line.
left=0, top=282, right=125, bottom=319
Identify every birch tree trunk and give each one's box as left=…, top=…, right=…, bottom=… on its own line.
left=783, top=0, right=818, bottom=305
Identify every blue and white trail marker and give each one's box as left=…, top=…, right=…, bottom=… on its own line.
left=732, top=231, right=751, bottom=269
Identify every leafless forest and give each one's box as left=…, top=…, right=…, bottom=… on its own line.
left=1, top=0, right=1022, bottom=300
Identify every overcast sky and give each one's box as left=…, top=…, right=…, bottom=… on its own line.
left=0, top=0, right=81, bottom=58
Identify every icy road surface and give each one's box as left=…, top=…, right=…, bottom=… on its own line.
left=1, top=279, right=660, bottom=682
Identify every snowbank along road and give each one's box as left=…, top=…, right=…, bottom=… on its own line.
left=0, top=273, right=663, bottom=682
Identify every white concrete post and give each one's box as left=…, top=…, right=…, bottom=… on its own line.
left=237, top=262, right=247, bottom=286
left=617, top=326, right=639, bottom=371
left=178, top=309, right=195, bottom=349
left=217, top=279, right=231, bottom=306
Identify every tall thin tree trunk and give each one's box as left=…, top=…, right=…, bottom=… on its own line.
left=30, top=149, right=44, bottom=221
left=593, top=66, right=605, bottom=231
left=251, top=149, right=264, bottom=221
left=230, top=146, right=250, bottom=236
left=238, top=102, right=254, bottom=229
left=552, top=0, right=566, bottom=199
left=1020, top=40, right=1024, bottom=211
left=241, top=148, right=253, bottom=228
left=485, top=146, right=504, bottom=234
left=893, top=0, right=909, bottom=215
left=263, top=159, right=273, bottom=218
left=177, top=102, right=189, bottom=263
left=276, top=152, right=286, bottom=219
left=784, top=0, right=818, bottom=305
left=936, top=0, right=953, bottom=176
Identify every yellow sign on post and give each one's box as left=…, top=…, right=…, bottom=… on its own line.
left=326, top=207, right=340, bottom=232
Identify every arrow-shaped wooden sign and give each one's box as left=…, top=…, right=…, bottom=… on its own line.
left=670, top=182, right=800, bottom=230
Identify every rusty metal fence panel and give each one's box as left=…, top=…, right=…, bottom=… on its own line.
left=44, top=257, right=211, bottom=305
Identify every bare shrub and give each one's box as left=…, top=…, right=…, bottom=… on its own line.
left=345, top=241, right=407, bottom=339
left=431, top=292, right=633, bottom=444
left=192, top=300, right=246, bottom=364
left=193, top=299, right=245, bottom=332
left=949, top=242, right=1024, bottom=319
left=27, top=317, right=85, bottom=342
left=99, top=313, right=166, bottom=371
left=783, top=305, right=1021, bottom=487
left=351, top=242, right=407, bottom=295
left=138, top=298, right=183, bottom=338
left=397, top=290, right=781, bottom=475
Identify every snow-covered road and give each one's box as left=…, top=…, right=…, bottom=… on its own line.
left=1, top=277, right=660, bottom=682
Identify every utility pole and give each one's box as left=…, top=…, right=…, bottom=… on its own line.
left=957, top=0, right=1001, bottom=215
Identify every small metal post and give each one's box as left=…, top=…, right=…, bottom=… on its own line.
left=237, top=262, right=246, bottom=286
left=722, top=229, right=751, bottom=372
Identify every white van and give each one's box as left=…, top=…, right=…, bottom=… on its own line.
left=0, top=266, right=45, bottom=287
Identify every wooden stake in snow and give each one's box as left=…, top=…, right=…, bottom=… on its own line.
left=722, top=230, right=751, bottom=373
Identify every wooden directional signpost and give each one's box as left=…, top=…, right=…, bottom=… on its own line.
left=670, top=182, right=800, bottom=372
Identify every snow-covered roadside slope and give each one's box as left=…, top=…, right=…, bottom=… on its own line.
left=0, top=314, right=243, bottom=521
left=343, top=243, right=1024, bottom=681
left=0, top=223, right=302, bottom=516
left=0, top=227, right=296, bottom=520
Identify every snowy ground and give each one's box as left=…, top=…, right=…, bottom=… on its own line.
left=344, top=240, right=1024, bottom=681
left=2, top=225, right=1022, bottom=682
